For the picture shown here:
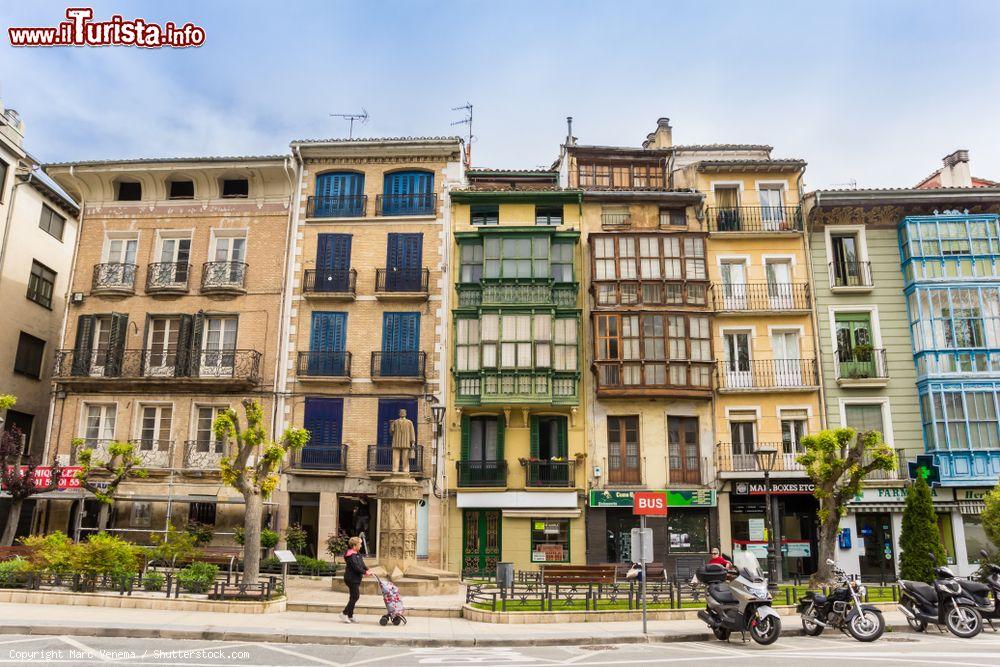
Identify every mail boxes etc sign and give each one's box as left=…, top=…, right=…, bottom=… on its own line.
left=588, top=489, right=717, bottom=508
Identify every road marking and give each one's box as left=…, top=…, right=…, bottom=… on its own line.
left=57, top=636, right=111, bottom=663
left=255, top=641, right=344, bottom=666
left=0, top=637, right=51, bottom=646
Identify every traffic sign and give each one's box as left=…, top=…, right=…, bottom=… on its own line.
left=633, top=491, right=668, bottom=516
left=630, top=527, right=654, bottom=563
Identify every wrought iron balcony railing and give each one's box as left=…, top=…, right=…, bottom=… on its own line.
left=371, top=351, right=426, bottom=379
left=711, top=282, right=810, bottom=311
left=593, top=360, right=713, bottom=394
left=184, top=439, right=227, bottom=469
left=707, top=206, right=802, bottom=233
left=456, top=460, right=508, bottom=487
left=835, top=346, right=889, bottom=381
left=307, top=194, right=367, bottom=218
left=133, top=439, right=173, bottom=468
left=296, top=351, right=351, bottom=378
left=525, top=460, right=575, bottom=487
left=201, top=261, right=247, bottom=293
left=53, top=348, right=261, bottom=383
left=70, top=438, right=118, bottom=465
left=303, top=269, right=356, bottom=296
left=92, top=263, right=137, bottom=293
left=367, top=445, right=424, bottom=474
left=829, top=260, right=873, bottom=288
left=146, top=262, right=190, bottom=292
left=375, top=268, right=429, bottom=294
left=715, top=442, right=804, bottom=473
left=715, top=358, right=818, bottom=391
left=376, top=193, right=437, bottom=216
left=863, top=448, right=907, bottom=481
left=292, top=444, right=347, bottom=471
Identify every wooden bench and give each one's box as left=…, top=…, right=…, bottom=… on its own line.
left=540, top=564, right=617, bottom=585
left=0, top=546, right=32, bottom=561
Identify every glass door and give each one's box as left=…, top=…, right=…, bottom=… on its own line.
left=723, top=332, right=752, bottom=388
left=759, top=186, right=785, bottom=230
left=857, top=512, right=895, bottom=579
left=730, top=419, right=756, bottom=471
left=720, top=261, right=748, bottom=310
left=772, top=330, right=802, bottom=387
left=831, top=235, right=860, bottom=287
left=668, top=416, right=701, bottom=484
left=766, top=260, right=793, bottom=309
left=89, top=316, right=112, bottom=377
left=201, top=317, right=237, bottom=377
left=158, top=237, right=191, bottom=285
left=835, top=313, right=875, bottom=378
left=146, top=317, right=180, bottom=376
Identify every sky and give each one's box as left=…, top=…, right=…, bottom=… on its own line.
left=2, top=0, right=999, bottom=190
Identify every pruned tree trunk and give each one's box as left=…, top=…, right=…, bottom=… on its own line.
left=811, top=486, right=841, bottom=585
left=96, top=504, right=111, bottom=532
left=242, top=493, right=263, bottom=585
left=1, top=498, right=23, bottom=546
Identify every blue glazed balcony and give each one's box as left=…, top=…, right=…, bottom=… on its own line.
left=931, top=449, right=1000, bottom=486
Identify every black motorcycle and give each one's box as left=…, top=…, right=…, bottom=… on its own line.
left=797, top=559, right=885, bottom=642
left=959, top=549, right=1000, bottom=632
left=898, top=558, right=983, bottom=638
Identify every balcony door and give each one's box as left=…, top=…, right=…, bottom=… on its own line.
left=194, top=406, right=227, bottom=455
left=157, top=237, right=191, bottom=284
left=383, top=170, right=433, bottom=216
left=309, top=312, right=347, bottom=376
left=772, top=330, right=802, bottom=387
left=720, top=261, right=748, bottom=310
left=138, top=405, right=172, bottom=466
left=781, top=410, right=809, bottom=469
left=463, top=509, right=501, bottom=578
left=381, top=312, right=420, bottom=376
left=714, top=185, right=740, bottom=231
left=723, top=331, right=752, bottom=388
left=844, top=403, right=884, bottom=438
left=146, top=317, right=181, bottom=377
left=835, top=312, right=875, bottom=378
left=730, top=418, right=756, bottom=470
left=461, top=416, right=504, bottom=486
left=106, top=237, right=137, bottom=265
left=530, top=416, right=568, bottom=485
left=758, top=185, right=785, bottom=230
left=607, top=416, right=640, bottom=484
left=82, top=404, right=116, bottom=447
left=315, top=233, right=352, bottom=292
left=765, top=259, right=793, bottom=309
left=386, top=233, right=423, bottom=292
left=668, top=416, right=701, bottom=484
left=315, top=172, right=364, bottom=217
left=89, top=316, right=113, bottom=377
left=200, top=316, right=237, bottom=377
left=831, top=234, right=860, bottom=287
left=302, top=398, right=344, bottom=469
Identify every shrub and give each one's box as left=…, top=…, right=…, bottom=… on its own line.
left=21, top=532, right=76, bottom=574
left=983, top=482, right=1000, bottom=548
left=899, top=476, right=947, bottom=582
left=177, top=562, right=218, bottom=594
left=285, top=523, right=308, bottom=554
left=325, top=533, right=349, bottom=560
left=185, top=522, right=214, bottom=547
left=0, top=557, right=33, bottom=585
left=233, top=526, right=279, bottom=550
left=73, top=533, right=140, bottom=582
left=260, top=555, right=280, bottom=570
left=142, top=570, right=165, bottom=592
left=295, top=555, right=327, bottom=575
left=149, top=524, right=200, bottom=566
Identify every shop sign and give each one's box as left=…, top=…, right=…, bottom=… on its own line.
left=733, top=481, right=814, bottom=496
left=589, top=489, right=716, bottom=508
left=957, top=488, right=994, bottom=501
left=748, top=518, right=766, bottom=541
left=782, top=541, right=812, bottom=558
left=851, top=486, right=953, bottom=504
left=1, top=466, right=82, bottom=491
left=733, top=541, right=768, bottom=558
left=533, top=544, right=564, bottom=562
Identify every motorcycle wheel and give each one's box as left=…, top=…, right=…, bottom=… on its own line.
left=750, top=615, right=782, bottom=646
left=847, top=609, right=884, bottom=642
left=903, top=601, right=926, bottom=633
left=945, top=605, right=982, bottom=639
left=801, top=614, right=824, bottom=636
left=712, top=627, right=731, bottom=641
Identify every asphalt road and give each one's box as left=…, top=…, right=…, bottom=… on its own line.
left=2, top=631, right=1000, bottom=666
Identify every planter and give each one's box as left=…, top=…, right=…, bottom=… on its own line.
left=0, top=588, right=286, bottom=613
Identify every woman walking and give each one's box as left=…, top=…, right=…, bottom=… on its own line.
left=341, top=536, right=369, bottom=623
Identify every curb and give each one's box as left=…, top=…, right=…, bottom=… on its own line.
left=0, top=622, right=917, bottom=647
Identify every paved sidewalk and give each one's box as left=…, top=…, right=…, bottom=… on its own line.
left=0, top=602, right=914, bottom=647
left=283, top=577, right=463, bottom=616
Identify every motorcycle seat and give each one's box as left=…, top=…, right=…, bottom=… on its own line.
left=811, top=594, right=827, bottom=604
left=961, top=580, right=990, bottom=596
left=708, top=583, right=737, bottom=604
left=907, top=581, right=937, bottom=604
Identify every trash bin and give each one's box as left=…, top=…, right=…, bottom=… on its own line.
left=496, top=562, right=513, bottom=592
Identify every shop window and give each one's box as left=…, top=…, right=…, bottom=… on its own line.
left=531, top=519, right=569, bottom=563
left=130, top=502, right=151, bottom=528
left=666, top=510, right=709, bottom=553
left=963, top=514, right=990, bottom=560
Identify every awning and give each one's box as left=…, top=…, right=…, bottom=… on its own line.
left=502, top=509, right=581, bottom=519
left=848, top=503, right=904, bottom=513
left=959, top=501, right=986, bottom=515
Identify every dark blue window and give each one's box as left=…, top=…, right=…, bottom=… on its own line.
left=381, top=312, right=420, bottom=376
left=309, top=312, right=347, bottom=376
left=302, top=397, right=344, bottom=469
left=314, top=172, right=364, bottom=217
left=315, top=234, right=352, bottom=292
left=381, top=171, right=434, bottom=215
left=385, top=233, right=423, bottom=292
left=374, top=398, right=418, bottom=468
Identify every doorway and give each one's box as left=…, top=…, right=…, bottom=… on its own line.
left=857, top=512, right=895, bottom=579
left=337, top=494, right=377, bottom=556
left=462, top=509, right=501, bottom=578
left=288, top=493, right=319, bottom=557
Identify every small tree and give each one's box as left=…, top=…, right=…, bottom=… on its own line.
left=1, top=424, right=64, bottom=546
left=899, top=475, right=947, bottom=582
left=798, top=427, right=896, bottom=583
left=73, top=438, right=147, bottom=532
left=982, top=481, right=1000, bottom=549
left=213, top=399, right=308, bottom=585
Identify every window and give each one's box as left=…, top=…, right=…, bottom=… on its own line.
left=188, top=502, right=217, bottom=525
left=729, top=411, right=757, bottom=455
left=168, top=180, right=195, bottom=199
left=594, top=312, right=710, bottom=387
left=780, top=409, right=809, bottom=454
left=116, top=181, right=141, bottom=201
left=38, top=205, right=65, bottom=241
left=3, top=410, right=34, bottom=452
left=459, top=243, right=483, bottom=282
left=467, top=416, right=500, bottom=461
left=501, top=314, right=533, bottom=367
left=82, top=404, right=116, bottom=443
left=666, top=510, right=709, bottom=553
left=26, top=260, right=55, bottom=308
left=139, top=405, right=173, bottom=449
left=13, top=332, right=45, bottom=378
left=484, top=236, right=551, bottom=279
left=553, top=318, right=577, bottom=371
left=104, top=235, right=138, bottom=264
left=535, top=205, right=562, bottom=226
left=550, top=242, right=573, bottom=282
left=660, top=207, right=686, bottom=227
left=607, top=416, right=640, bottom=484
left=0, top=159, right=7, bottom=202
left=130, top=502, right=152, bottom=528
left=212, top=233, right=246, bottom=263
left=146, top=316, right=181, bottom=373
left=221, top=178, right=248, bottom=198
left=456, top=319, right=480, bottom=371
left=471, top=204, right=498, bottom=226
left=531, top=519, right=569, bottom=563
left=591, top=234, right=705, bottom=306
left=831, top=233, right=863, bottom=286
left=194, top=406, right=227, bottom=452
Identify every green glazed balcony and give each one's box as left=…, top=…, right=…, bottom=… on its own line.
left=456, top=280, right=578, bottom=309
left=454, top=370, right=579, bottom=406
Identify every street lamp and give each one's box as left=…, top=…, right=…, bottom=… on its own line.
left=430, top=405, right=446, bottom=439
left=753, top=443, right=779, bottom=584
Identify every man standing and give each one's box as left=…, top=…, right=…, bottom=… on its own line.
left=389, top=408, right=416, bottom=473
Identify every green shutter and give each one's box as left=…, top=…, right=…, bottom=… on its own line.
left=529, top=415, right=539, bottom=458
left=460, top=414, right=471, bottom=461
left=557, top=417, right=568, bottom=457
left=496, top=415, right=505, bottom=459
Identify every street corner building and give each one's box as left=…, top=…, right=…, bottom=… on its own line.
left=40, top=154, right=293, bottom=541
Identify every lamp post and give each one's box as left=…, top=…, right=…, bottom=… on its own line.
left=753, top=444, right=779, bottom=584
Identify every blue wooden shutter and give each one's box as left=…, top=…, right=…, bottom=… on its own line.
left=303, top=398, right=344, bottom=467
left=316, top=172, right=364, bottom=216
left=386, top=233, right=422, bottom=291
left=316, top=234, right=352, bottom=291
left=383, top=171, right=433, bottom=215
left=310, top=312, right=347, bottom=375
left=377, top=398, right=418, bottom=446
left=381, top=312, right=420, bottom=375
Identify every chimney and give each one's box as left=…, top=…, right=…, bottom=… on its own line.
left=564, top=116, right=576, bottom=147
left=0, top=99, right=25, bottom=149
left=940, top=149, right=972, bottom=188
left=642, top=117, right=672, bottom=149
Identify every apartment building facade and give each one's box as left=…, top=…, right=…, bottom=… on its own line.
left=279, top=137, right=462, bottom=565
left=43, top=156, right=293, bottom=541
left=445, top=169, right=586, bottom=575
left=0, top=101, right=80, bottom=539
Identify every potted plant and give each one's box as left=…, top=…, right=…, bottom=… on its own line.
left=325, top=533, right=350, bottom=562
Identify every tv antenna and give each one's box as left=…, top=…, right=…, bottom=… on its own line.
left=451, top=102, right=473, bottom=166
left=330, top=109, right=369, bottom=139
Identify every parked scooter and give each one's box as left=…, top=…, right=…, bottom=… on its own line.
left=695, top=552, right=782, bottom=645
left=958, top=549, right=1000, bottom=632
left=898, top=554, right=983, bottom=638
left=797, top=559, right=885, bottom=642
